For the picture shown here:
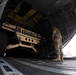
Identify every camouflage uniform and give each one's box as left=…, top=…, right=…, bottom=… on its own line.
left=52, top=26, right=62, bottom=55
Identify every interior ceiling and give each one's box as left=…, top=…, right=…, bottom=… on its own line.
left=24, top=0, right=74, bottom=15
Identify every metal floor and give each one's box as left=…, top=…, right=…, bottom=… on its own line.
left=0, top=57, right=76, bottom=75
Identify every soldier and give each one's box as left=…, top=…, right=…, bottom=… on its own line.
left=51, top=26, right=64, bottom=61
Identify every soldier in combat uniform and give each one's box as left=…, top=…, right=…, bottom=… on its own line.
left=51, top=26, right=64, bottom=61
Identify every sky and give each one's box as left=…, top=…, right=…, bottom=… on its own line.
left=63, top=34, right=76, bottom=58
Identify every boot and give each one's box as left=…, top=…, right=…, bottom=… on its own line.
left=61, top=54, right=64, bottom=61
left=52, top=54, right=61, bottom=61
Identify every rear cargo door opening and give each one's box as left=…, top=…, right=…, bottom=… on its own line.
left=63, top=34, right=76, bottom=58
